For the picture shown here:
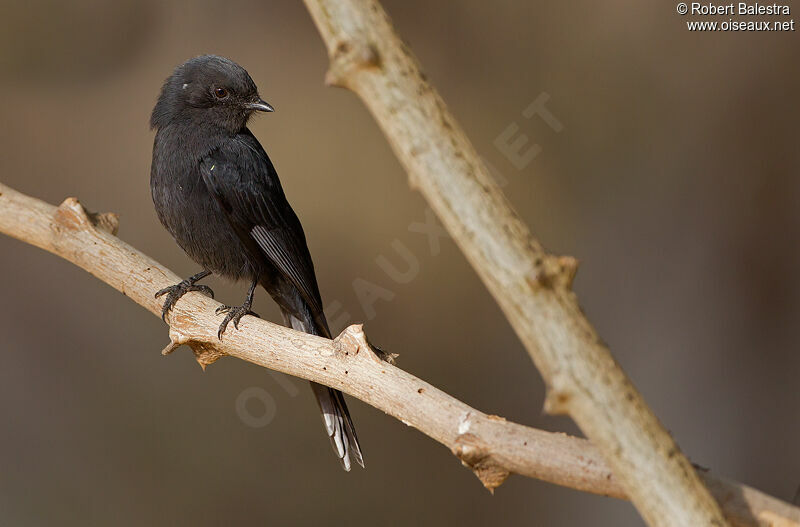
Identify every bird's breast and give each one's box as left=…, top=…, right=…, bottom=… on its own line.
left=150, top=130, right=254, bottom=281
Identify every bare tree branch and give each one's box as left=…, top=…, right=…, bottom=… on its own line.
left=1, top=182, right=798, bottom=527
left=299, top=1, right=796, bottom=526
left=0, top=179, right=618, bottom=491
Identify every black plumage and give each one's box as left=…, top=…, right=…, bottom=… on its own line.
left=150, top=55, right=363, bottom=471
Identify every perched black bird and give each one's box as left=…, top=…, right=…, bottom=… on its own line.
left=150, top=55, right=363, bottom=471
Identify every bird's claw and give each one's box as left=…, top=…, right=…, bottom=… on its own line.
left=216, top=305, right=260, bottom=339
left=156, top=281, right=215, bottom=322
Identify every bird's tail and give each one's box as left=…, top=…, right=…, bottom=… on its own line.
left=281, top=308, right=364, bottom=471
left=309, top=382, right=364, bottom=471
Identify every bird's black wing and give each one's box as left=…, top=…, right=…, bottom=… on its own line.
left=200, top=132, right=363, bottom=471
left=199, top=130, right=325, bottom=318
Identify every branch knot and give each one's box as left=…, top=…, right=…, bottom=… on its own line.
left=162, top=327, right=226, bottom=371
left=332, top=324, right=397, bottom=364
left=325, top=40, right=380, bottom=87
left=528, top=254, right=579, bottom=290
left=452, top=433, right=510, bottom=492
left=54, top=197, right=119, bottom=235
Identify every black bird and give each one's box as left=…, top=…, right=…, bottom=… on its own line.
left=149, top=55, right=363, bottom=471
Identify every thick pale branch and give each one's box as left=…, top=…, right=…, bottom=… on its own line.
left=0, top=184, right=798, bottom=527
left=300, top=1, right=796, bottom=526
left=0, top=180, right=615, bottom=492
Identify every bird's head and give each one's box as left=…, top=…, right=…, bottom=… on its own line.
left=150, top=55, right=273, bottom=133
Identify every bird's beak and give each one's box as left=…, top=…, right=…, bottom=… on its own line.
left=246, top=99, right=274, bottom=112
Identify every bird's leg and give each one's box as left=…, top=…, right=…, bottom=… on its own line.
left=155, top=270, right=214, bottom=321
left=215, top=279, right=260, bottom=339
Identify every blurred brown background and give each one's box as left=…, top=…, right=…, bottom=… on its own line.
left=1, top=1, right=798, bottom=525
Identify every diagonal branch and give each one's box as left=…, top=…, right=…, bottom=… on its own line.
left=300, top=1, right=795, bottom=526
left=0, top=184, right=798, bottom=527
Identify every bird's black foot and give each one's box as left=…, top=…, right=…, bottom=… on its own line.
left=155, top=271, right=214, bottom=321
left=215, top=304, right=260, bottom=339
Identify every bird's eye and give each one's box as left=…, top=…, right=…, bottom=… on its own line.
left=214, top=87, right=229, bottom=99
